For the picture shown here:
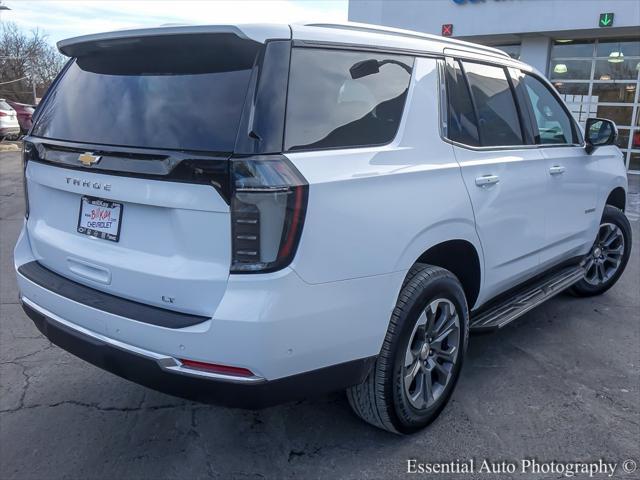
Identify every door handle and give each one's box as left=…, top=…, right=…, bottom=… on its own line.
left=475, top=174, right=500, bottom=187
left=549, top=165, right=566, bottom=175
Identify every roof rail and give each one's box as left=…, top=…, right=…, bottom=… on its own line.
left=304, top=22, right=510, bottom=58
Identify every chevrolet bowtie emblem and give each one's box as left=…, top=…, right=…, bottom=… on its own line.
left=78, top=152, right=101, bottom=166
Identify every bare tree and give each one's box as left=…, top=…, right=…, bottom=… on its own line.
left=0, top=22, right=66, bottom=104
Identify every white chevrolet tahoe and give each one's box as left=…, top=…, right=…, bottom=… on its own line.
left=14, top=23, right=632, bottom=434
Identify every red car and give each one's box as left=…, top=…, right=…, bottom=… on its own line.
left=6, top=100, right=35, bottom=134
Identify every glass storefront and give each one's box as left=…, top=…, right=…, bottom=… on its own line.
left=549, top=38, right=640, bottom=173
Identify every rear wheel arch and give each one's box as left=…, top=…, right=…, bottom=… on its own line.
left=605, top=187, right=626, bottom=212
left=413, top=240, right=481, bottom=309
left=347, top=264, right=469, bottom=433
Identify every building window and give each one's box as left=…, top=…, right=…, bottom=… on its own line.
left=549, top=38, right=640, bottom=173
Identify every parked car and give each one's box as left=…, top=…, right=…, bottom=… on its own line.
left=6, top=100, right=35, bottom=134
left=15, top=23, right=631, bottom=434
left=0, top=99, right=20, bottom=140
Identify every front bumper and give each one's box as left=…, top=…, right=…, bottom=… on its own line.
left=21, top=296, right=375, bottom=408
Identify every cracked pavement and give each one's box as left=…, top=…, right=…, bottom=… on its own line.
left=1, top=151, right=639, bottom=479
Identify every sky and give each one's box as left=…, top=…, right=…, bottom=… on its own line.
left=0, top=0, right=349, bottom=46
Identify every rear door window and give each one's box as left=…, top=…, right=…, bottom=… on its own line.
left=32, top=34, right=261, bottom=153
left=461, top=61, right=524, bottom=147
left=284, top=48, right=414, bottom=151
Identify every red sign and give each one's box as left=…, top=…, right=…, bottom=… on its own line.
left=442, top=24, right=453, bottom=37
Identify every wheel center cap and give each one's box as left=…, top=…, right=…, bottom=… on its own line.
left=593, top=247, right=602, bottom=258
left=420, top=343, right=430, bottom=360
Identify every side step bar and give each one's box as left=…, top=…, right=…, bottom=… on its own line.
left=470, top=266, right=585, bottom=333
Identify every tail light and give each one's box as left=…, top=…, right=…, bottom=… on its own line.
left=22, top=141, right=34, bottom=219
left=0, top=111, right=7, bottom=117
left=230, top=155, right=308, bottom=273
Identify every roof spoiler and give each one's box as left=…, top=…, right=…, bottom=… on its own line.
left=57, top=24, right=291, bottom=57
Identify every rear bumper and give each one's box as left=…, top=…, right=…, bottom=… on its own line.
left=15, top=220, right=402, bottom=406
left=18, top=261, right=209, bottom=329
left=21, top=296, right=375, bottom=408
left=0, top=126, right=20, bottom=136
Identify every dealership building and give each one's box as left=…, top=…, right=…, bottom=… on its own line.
left=348, top=0, right=640, bottom=174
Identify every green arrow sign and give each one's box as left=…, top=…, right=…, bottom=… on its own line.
left=599, top=12, right=614, bottom=27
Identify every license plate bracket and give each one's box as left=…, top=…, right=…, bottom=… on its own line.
left=77, top=196, right=123, bottom=242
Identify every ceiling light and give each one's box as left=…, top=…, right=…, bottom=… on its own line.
left=608, top=51, right=624, bottom=63
left=553, top=63, right=568, bottom=74
left=555, top=40, right=572, bottom=43
left=626, top=84, right=636, bottom=92
left=599, top=74, right=612, bottom=81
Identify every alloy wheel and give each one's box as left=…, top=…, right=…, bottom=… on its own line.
left=403, top=298, right=461, bottom=410
left=584, top=222, right=625, bottom=286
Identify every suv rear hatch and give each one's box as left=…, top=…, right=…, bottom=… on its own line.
left=24, top=28, right=290, bottom=317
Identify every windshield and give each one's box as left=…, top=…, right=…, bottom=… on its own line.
left=32, top=34, right=261, bottom=153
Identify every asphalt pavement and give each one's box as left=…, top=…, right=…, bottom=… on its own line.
left=1, top=150, right=638, bottom=479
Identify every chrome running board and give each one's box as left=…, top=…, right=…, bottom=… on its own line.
left=470, top=266, right=585, bottom=333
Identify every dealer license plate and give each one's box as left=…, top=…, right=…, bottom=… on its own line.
left=77, top=196, right=123, bottom=242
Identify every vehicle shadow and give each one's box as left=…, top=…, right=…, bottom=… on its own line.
left=3, top=283, right=637, bottom=480
left=78, top=293, right=603, bottom=478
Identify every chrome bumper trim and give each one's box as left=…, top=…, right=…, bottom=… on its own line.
left=20, top=295, right=265, bottom=384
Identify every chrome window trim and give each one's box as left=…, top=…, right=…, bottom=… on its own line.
left=443, top=48, right=529, bottom=71
left=292, top=39, right=443, bottom=60
left=437, top=58, right=448, bottom=140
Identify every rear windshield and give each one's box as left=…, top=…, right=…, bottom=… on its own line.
left=0, top=100, right=10, bottom=110
left=32, top=34, right=260, bottom=153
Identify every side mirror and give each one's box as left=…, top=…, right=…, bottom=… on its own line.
left=585, top=118, right=618, bottom=154
left=349, top=59, right=380, bottom=79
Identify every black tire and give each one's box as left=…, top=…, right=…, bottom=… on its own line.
left=570, top=205, right=632, bottom=297
left=347, top=264, right=469, bottom=434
